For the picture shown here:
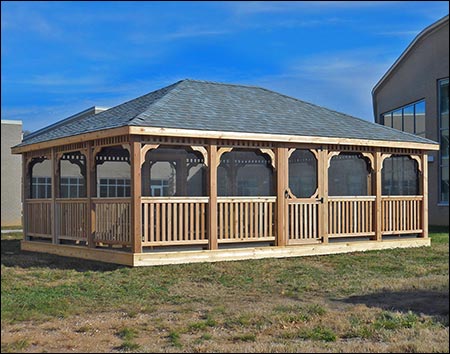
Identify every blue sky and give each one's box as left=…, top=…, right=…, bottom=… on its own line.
left=1, top=1, right=449, bottom=132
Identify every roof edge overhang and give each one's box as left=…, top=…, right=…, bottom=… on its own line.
left=11, top=126, right=130, bottom=154
left=11, top=125, right=439, bottom=154
left=129, top=126, right=439, bottom=151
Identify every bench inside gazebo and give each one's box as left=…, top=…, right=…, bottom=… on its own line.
left=12, top=79, right=439, bottom=266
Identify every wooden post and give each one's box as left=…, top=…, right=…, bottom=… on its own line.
left=373, top=151, right=383, bottom=241
left=421, top=153, right=428, bottom=238
left=131, top=137, right=142, bottom=253
left=318, top=147, right=329, bottom=244
left=208, top=142, right=218, bottom=250
left=51, top=148, right=58, bottom=244
left=22, top=155, right=28, bottom=240
left=275, top=146, right=287, bottom=247
left=176, top=156, right=188, bottom=195
left=86, top=142, right=96, bottom=248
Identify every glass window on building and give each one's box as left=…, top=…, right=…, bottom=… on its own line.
left=381, top=99, right=425, bottom=137
left=415, top=100, right=426, bottom=137
left=60, top=177, right=85, bottom=198
left=31, top=177, right=52, bottom=199
left=98, top=178, right=131, bottom=198
left=439, top=78, right=449, bottom=203
left=383, top=112, right=392, bottom=128
left=392, top=109, right=403, bottom=130
left=403, top=104, right=415, bottom=134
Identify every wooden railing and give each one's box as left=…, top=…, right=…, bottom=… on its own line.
left=287, top=199, right=320, bottom=243
left=381, top=196, right=423, bottom=234
left=142, top=197, right=208, bottom=246
left=93, top=198, right=131, bottom=245
left=217, top=197, right=276, bottom=242
left=56, top=199, right=88, bottom=242
left=25, top=199, right=52, bottom=238
left=328, top=196, right=376, bottom=238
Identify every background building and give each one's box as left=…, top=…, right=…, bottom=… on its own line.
left=1, top=120, right=23, bottom=226
left=372, top=15, right=449, bottom=226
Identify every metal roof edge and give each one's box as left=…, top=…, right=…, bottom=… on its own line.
left=23, top=106, right=106, bottom=141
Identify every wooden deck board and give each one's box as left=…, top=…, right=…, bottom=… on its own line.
left=22, top=238, right=430, bottom=267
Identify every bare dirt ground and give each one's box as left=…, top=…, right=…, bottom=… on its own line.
left=2, top=296, right=449, bottom=353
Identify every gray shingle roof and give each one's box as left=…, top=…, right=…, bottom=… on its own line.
left=19, top=79, right=437, bottom=147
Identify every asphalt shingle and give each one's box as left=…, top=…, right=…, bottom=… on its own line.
left=19, top=79, right=437, bottom=147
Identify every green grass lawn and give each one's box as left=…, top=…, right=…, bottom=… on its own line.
left=1, top=231, right=448, bottom=353
left=1, top=225, right=23, bottom=230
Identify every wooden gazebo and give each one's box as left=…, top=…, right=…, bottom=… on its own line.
left=12, top=79, right=439, bottom=266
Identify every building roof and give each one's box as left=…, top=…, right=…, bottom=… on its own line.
left=372, top=14, right=449, bottom=94
left=18, top=79, right=437, bottom=148
left=1, top=119, right=23, bottom=125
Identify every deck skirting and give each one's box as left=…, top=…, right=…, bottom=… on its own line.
left=21, top=238, right=431, bottom=267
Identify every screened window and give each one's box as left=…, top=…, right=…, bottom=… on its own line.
left=59, top=152, right=86, bottom=198
left=142, top=147, right=206, bottom=197
left=218, top=149, right=274, bottom=196
left=381, top=99, right=426, bottom=137
left=96, top=146, right=131, bottom=198
left=382, top=156, right=419, bottom=196
left=439, top=78, right=449, bottom=203
left=30, top=158, right=52, bottom=199
left=288, top=149, right=317, bottom=198
left=329, top=153, right=370, bottom=196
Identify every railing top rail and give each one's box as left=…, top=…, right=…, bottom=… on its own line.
left=55, top=198, right=89, bottom=203
left=92, top=198, right=132, bottom=203
left=217, top=196, right=277, bottom=202
left=141, top=196, right=209, bottom=203
left=24, top=198, right=52, bottom=203
left=381, top=195, right=424, bottom=200
left=287, top=198, right=321, bottom=204
left=328, top=196, right=376, bottom=201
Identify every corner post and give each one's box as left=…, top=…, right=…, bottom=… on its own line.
left=208, top=142, right=218, bottom=250
left=131, top=137, right=142, bottom=253
left=51, top=148, right=59, bottom=244
left=86, top=142, right=96, bottom=248
left=318, top=147, right=329, bottom=244
left=421, top=153, right=428, bottom=238
left=374, top=150, right=383, bottom=241
left=275, top=146, right=287, bottom=246
left=22, top=154, right=28, bottom=240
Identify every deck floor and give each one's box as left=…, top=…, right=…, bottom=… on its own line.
left=21, top=238, right=431, bottom=267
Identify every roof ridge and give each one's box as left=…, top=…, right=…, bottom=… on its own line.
left=182, top=78, right=273, bottom=90
left=130, top=80, right=188, bottom=125
left=185, top=78, right=374, bottom=123
left=123, top=80, right=184, bottom=123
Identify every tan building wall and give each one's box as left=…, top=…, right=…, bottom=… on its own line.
left=1, top=120, right=23, bottom=226
left=372, top=17, right=449, bottom=226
